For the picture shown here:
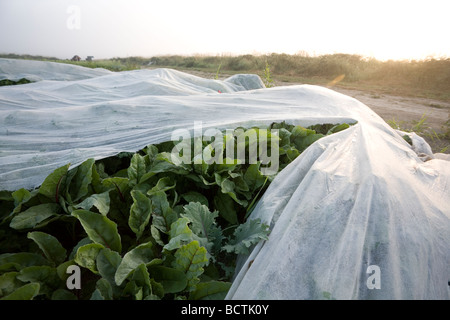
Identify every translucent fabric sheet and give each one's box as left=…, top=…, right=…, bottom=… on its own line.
left=0, top=59, right=448, bottom=299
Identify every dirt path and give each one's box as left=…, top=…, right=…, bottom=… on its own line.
left=167, top=68, right=450, bottom=153
left=325, top=87, right=450, bottom=153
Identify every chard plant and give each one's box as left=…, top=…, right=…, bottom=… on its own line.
left=0, top=121, right=351, bottom=300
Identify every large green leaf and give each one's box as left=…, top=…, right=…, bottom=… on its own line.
left=147, top=176, right=176, bottom=196
left=51, top=289, right=77, bottom=300
left=173, top=240, right=208, bottom=291
left=129, top=190, right=152, bottom=240
left=115, top=242, right=155, bottom=286
left=74, top=243, right=105, bottom=274
left=9, top=203, right=60, bottom=230
left=189, top=281, right=232, bottom=300
left=243, top=163, right=266, bottom=191
left=213, top=193, right=238, bottom=224
left=102, top=177, right=130, bottom=201
left=11, top=188, right=32, bottom=213
left=0, top=283, right=40, bottom=300
left=128, top=153, right=147, bottom=186
left=16, top=266, right=61, bottom=297
left=163, top=217, right=194, bottom=251
left=0, top=252, right=51, bottom=270
left=148, top=266, right=187, bottom=294
left=69, top=158, right=95, bottom=202
left=91, top=278, right=113, bottom=300
left=150, top=191, right=177, bottom=234
left=0, top=272, right=22, bottom=297
left=27, top=231, right=67, bottom=265
left=96, top=248, right=122, bottom=285
left=38, top=163, right=70, bottom=202
left=74, top=191, right=111, bottom=216
left=181, top=191, right=209, bottom=206
left=71, top=209, right=122, bottom=252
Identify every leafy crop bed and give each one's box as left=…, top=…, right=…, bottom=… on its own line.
left=0, top=121, right=350, bottom=300
left=0, top=78, right=32, bottom=86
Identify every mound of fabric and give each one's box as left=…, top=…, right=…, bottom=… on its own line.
left=0, top=59, right=448, bottom=299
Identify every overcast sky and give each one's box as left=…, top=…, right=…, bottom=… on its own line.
left=1, top=0, right=449, bottom=61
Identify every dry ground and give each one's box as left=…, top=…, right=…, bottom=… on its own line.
left=325, top=87, right=450, bottom=154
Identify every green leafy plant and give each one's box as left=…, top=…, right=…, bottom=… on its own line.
left=263, top=59, right=275, bottom=88
left=0, top=121, right=352, bottom=300
left=214, top=62, right=222, bottom=80
left=0, top=78, right=32, bottom=86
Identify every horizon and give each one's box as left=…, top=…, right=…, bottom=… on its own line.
left=1, top=0, right=449, bottom=62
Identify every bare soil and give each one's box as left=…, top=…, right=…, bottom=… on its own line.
left=322, top=87, right=450, bottom=153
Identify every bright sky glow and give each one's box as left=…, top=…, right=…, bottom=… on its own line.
left=0, top=0, right=449, bottom=61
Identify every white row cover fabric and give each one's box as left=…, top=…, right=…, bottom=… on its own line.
left=0, top=59, right=449, bottom=299
left=0, top=58, right=112, bottom=82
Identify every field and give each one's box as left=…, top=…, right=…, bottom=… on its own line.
left=1, top=53, right=449, bottom=300
left=1, top=53, right=449, bottom=153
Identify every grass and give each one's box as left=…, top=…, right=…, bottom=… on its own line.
left=147, top=53, right=450, bottom=101
left=387, top=114, right=450, bottom=153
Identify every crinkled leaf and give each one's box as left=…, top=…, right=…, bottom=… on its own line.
left=68, top=237, right=92, bottom=260
left=173, top=241, right=208, bottom=291
left=74, top=191, right=110, bottom=216
left=27, top=231, right=67, bottom=266
left=222, top=218, right=269, bottom=255
left=9, top=203, right=60, bottom=230
left=74, top=243, right=105, bottom=274
left=181, top=202, right=218, bottom=240
left=181, top=202, right=221, bottom=253
left=71, top=209, right=122, bottom=252
left=189, top=281, right=232, bottom=300
left=129, top=190, right=152, bottom=239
